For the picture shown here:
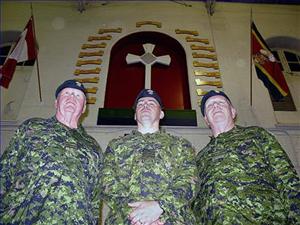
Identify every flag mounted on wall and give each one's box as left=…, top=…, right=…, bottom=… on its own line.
left=0, top=16, right=37, bottom=88
left=251, top=22, right=289, bottom=101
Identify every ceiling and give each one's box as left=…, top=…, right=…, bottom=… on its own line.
left=200, top=0, right=299, bottom=4
left=76, top=0, right=299, bottom=13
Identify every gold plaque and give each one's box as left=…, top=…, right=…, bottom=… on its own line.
left=195, top=79, right=222, bottom=88
left=74, top=77, right=99, bottom=83
left=74, top=67, right=101, bottom=76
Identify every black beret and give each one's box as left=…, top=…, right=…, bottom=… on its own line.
left=55, top=80, right=86, bottom=98
left=200, top=90, right=231, bottom=116
left=133, top=89, right=163, bottom=109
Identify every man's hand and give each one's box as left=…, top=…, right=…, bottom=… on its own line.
left=128, top=200, right=164, bottom=225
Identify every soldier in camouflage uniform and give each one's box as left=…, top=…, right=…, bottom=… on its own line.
left=192, top=90, right=300, bottom=224
left=103, top=89, right=197, bottom=225
left=0, top=80, right=103, bottom=224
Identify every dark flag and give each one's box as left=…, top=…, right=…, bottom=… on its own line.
left=251, top=22, right=289, bottom=100
left=0, top=16, right=37, bottom=88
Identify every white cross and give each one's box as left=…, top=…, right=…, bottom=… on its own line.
left=126, top=43, right=171, bottom=89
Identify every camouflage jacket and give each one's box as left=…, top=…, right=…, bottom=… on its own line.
left=192, top=125, right=300, bottom=225
left=0, top=117, right=103, bottom=225
left=103, top=130, right=197, bottom=225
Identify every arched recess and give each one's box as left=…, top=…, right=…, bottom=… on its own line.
left=104, top=31, right=191, bottom=110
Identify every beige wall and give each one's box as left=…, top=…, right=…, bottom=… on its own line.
left=1, top=0, right=299, bottom=180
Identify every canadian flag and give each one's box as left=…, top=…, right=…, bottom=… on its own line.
left=0, top=16, right=37, bottom=88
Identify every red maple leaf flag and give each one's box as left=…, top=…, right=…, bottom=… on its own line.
left=0, top=16, right=37, bottom=88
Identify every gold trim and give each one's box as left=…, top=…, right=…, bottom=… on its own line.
left=190, top=44, right=215, bottom=52
left=98, top=28, right=122, bottom=34
left=88, top=35, right=112, bottom=41
left=74, top=67, right=101, bottom=76
left=78, top=50, right=104, bottom=58
left=186, top=36, right=209, bottom=44
left=193, top=61, right=219, bottom=69
left=194, top=71, right=220, bottom=78
left=195, top=79, right=222, bottom=88
left=87, top=97, right=96, bottom=104
left=85, top=87, right=98, bottom=94
left=196, top=89, right=209, bottom=96
left=192, top=52, right=217, bottom=60
left=74, top=77, right=99, bottom=83
left=76, top=59, right=102, bottom=66
left=175, top=29, right=198, bottom=36
left=81, top=43, right=107, bottom=49
left=136, top=21, right=162, bottom=28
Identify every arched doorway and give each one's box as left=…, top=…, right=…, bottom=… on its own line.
left=104, top=31, right=191, bottom=109
left=98, top=31, right=197, bottom=126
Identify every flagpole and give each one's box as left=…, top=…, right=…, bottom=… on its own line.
left=30, top=3, right=42, bottom=102
left=250, top=7, right=253, bottom=106
left=207, top=4, right=222, bottom=93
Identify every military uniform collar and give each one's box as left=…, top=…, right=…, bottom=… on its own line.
left=210, top=125, right=241, bottom=140
left=51, top=116, right=84, bottom=133
left=131, top=128, right=166, bottom=136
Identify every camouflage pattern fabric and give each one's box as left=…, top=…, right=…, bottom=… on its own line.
left=192, top=126, right=300, bottom=225
left=0, top=117, right=103, bottom=225
left=103, top=130, right=197, bottom=225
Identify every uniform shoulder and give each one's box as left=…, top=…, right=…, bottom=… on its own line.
left=236, top=125, right=275, bottom=141
left=169, top=133, right=191, bottom=143
left=236, top=125, right=267, bottom=134
left=243, top=125, right=265, bottom=131
left=166, top=132, right=194, bottom=150
left=19, top=117, right=47, bottom=129
left=80, top=129, right=102, bottom=151
left=107, top=131, right=135, bottom=147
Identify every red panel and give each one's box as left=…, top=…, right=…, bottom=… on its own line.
left=104, top=32, right=191, bottom=109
